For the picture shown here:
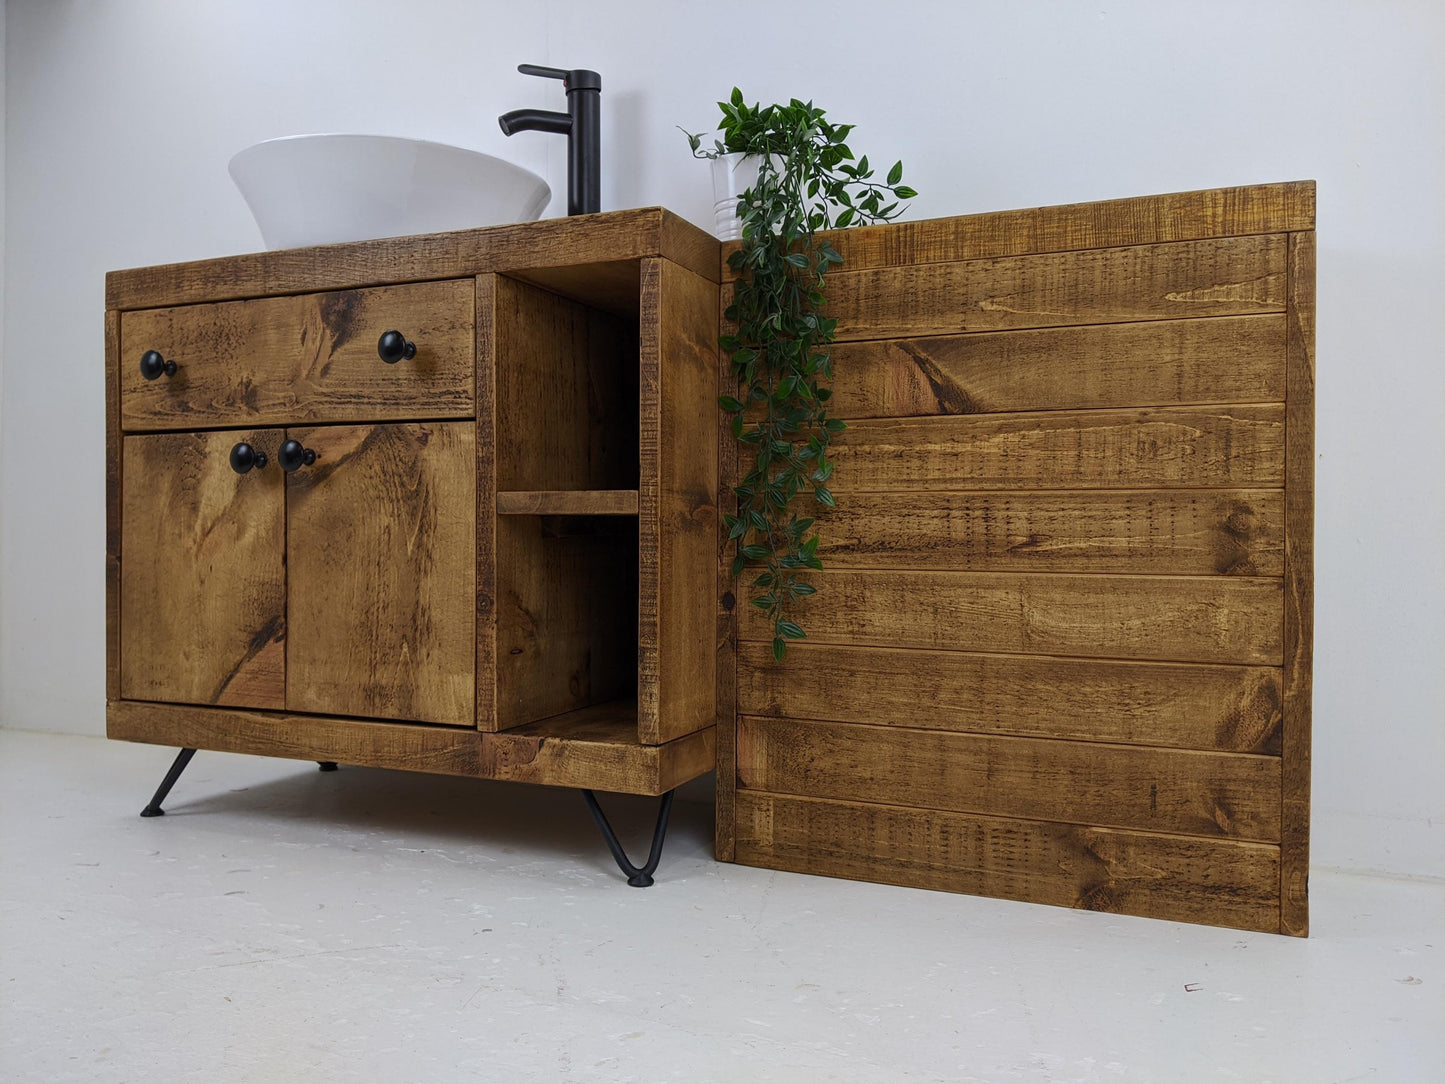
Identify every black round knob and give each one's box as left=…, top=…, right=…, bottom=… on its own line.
left=377, top=330, right=416, bottom=364
left=139, top=350, right=178, bottom=381
left=278, top=439, right=318, bottom=473
left=229, top=443, right=268, bottom=474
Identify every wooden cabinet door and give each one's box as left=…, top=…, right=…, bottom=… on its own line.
left=285, top=422, right=476, bottom=726
left=120, top=429, right=286, bottom=708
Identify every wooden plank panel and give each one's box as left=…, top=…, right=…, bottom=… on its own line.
left=823, top=235, right=1286, bottom=342
left=824, top=315, right=1285, bottom=418
left=1281, top=232, right=1316, bottom=937
left=739, top=570, right=1283, bottom=665
left=825, top=406, right=1285, bottom=491
left=107, top=207, right=721, bottom=311
left=812, top=489, right=1284, bottom=576
left=119, top=280, right=475, bottom=430
left=737, top=717, right=1282, bottom=842
left=493, top=275, right=638, bottom=491
left=493, top=515, right=637, bottom=730
left=479, top=702, right=716, bottom=795
left=120, top=429, right=286, bottom=709
left=475, top=274, right=498, bottom=732
left=734, top=791, right=1282, bottom=933
left=104, top=311, right=122, bottom=702
left=286, top=422, right=476, bottom=726
left=638, top=258, right=719, bottom=744
left=716, top=275, right=740, bottom=860
left=737, top=643, right=1283, bottom=754
left=496, top=490, right=639, bottom=516
left=721, top=181, right=1315, bottom=277
left=109, top=699, right=483, bottom=777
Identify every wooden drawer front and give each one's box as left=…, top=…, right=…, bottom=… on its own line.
left=120, top=280, right=474, bottom=430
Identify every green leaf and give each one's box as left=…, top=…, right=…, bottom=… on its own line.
left=718, top=395, right=745, bottom=413
left=887, top=160, right=903, bottom=185
left=776, top=620, right=807, bottom=640
left=741, top=544, right=770, bottom=561
left=730, top=554, right=746, bottom=578
left=772, top=637, right=787, bottom=661
left=790, top=581, right=817, bottom=597
left=893, top=185, right=917, bottom=199
left=815, top=485, right=836, bottom=508
left=752, top=572, right=774, bottom=588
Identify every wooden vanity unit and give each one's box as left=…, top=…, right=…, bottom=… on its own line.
left=106, top=210, right=720, bottom=804
left=107, top=182, right=1314, bottom=931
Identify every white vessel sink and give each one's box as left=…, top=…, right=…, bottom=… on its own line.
left=229, top=134, right=552, bottom=250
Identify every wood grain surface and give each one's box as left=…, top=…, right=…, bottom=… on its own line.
left=638, top=258, right=719, bottom=744
left=496, top=490, right=640, bottom=516
left=737, top=716, right=1282, bottom=841
left=735, top=791, right=1282, bottom=932
left=493, top=515, right=637, bottom=730
left=285, top=422, right=476, bottom=726
left=821, top=235, right=1287, bottom=342
left=737, top=642, right=1283, bottom=753
left=107, top=207, right=721, bottom=310
left=809, top=488, right=1284, bottom=575
left=738, top=569, right=1282, bottom=664
left=1280, top=231, right=1316, bottom=936
left=120, top=429, right=286, bottom=708
left=822, top=315, right=1285, bottom=418
left=721, top=180, right=1315, bottom=277
left=824, top=406, right=1285, bottom=491
left=120, top=280, right=474, bottom=430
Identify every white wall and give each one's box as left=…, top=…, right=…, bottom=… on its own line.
left=3, top=0, right=1442, bottom=877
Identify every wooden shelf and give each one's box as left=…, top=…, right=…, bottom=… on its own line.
left=479, top=701, right=715, bottom=796
left=496, top=489, right=639, bottom=516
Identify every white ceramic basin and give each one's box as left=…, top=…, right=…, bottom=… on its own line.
left=229, top=134, right=551, bottom=250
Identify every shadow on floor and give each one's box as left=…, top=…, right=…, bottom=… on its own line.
left=138, top=755, right=717, bottom=880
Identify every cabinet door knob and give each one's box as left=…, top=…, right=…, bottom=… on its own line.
left=278, top=439, right=318, bottom=473
left=377, top=330, right=416, bottom=364
left=229, top=442, right=268, bottom=474
left=139, top=350, right=178, bottom=380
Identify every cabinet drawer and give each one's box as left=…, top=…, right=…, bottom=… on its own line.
left=120, top=279, right=474, bottom=430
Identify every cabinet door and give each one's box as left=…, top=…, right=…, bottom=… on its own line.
left=285, top=422, right=476, bottom=726
left=119, top=429, right=286, bottom=708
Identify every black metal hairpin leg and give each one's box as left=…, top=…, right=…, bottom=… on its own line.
left=139, top=747, right=197, bottom=817
left=317, top=762, right=339, bottom=771
left=580, top=788, right=676, bottom=887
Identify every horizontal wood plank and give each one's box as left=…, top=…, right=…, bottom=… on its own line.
left=737, top=716, right=1282, bottom=841
left=479, top=701, right=716, bottom=795
left=811, top=488, right=1284, bottom=576
left=824, top=406, right=1285, bottom=491
left=734, top=791, right=1282, bottom=932
left=739, top=570, right=1283, bottom=664
left=823, top=315, right=1285, bottom=417
left=496, top=490, right=639, bottom=516
left=722, top=181, right=1315, bottom=277
left=822, top=235, right=1286, bottom=341
left=108, top=699, right=714, bottom=796
left=737, top=642, right=1283, bottom=753
left=108, top=208, right=720, bottom=310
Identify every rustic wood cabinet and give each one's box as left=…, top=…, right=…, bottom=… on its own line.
left=107, top=210, right=721, bottom=811
left=108, top=185, right=1313, bottom=930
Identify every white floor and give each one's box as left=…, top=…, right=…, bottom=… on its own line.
left=0, top=730, right=1440, bottom=1083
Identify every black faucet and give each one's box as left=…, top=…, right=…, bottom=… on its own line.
left=498, top=64, right=601, bottom=216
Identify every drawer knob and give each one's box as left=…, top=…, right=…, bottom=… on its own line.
left=229, top=442, right=268, bottom=474
left=278, top=439, right=318, bottom=473
left=139, top=350, right=178, bottom=381
left=377, top=330, right=416, bottom=364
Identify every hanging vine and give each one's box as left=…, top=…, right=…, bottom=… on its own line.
left=688, top=90, right=916, bottom=659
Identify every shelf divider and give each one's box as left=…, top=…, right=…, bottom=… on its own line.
left=496, top=489, right=639, bottom=516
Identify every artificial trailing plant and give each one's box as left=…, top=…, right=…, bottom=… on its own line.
left=686, top=90, right=916, bottom=659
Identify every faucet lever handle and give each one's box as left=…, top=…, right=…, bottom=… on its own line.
left=518, top=63, right=569, bottom=81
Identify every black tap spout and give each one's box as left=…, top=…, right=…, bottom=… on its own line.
left=498, top=108, right=571, bottom=137
left=499, top=64, right=601, bottom=216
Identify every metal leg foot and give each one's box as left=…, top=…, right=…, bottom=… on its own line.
left=317, top=761, right=339, bottom=772
left=580, top=788, right=675, bottom=887
left=140, top=748, right=197, bottom=817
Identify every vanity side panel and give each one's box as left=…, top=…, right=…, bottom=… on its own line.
left=638, top=258, right=719, bottom=745
left=722, top=182, right=1312, bottom=933
left=105, top=311, right=122, bottom=705
left=1280, top=231, right=1315, bottom=936
left=475, top=274, right=498, bottom=731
